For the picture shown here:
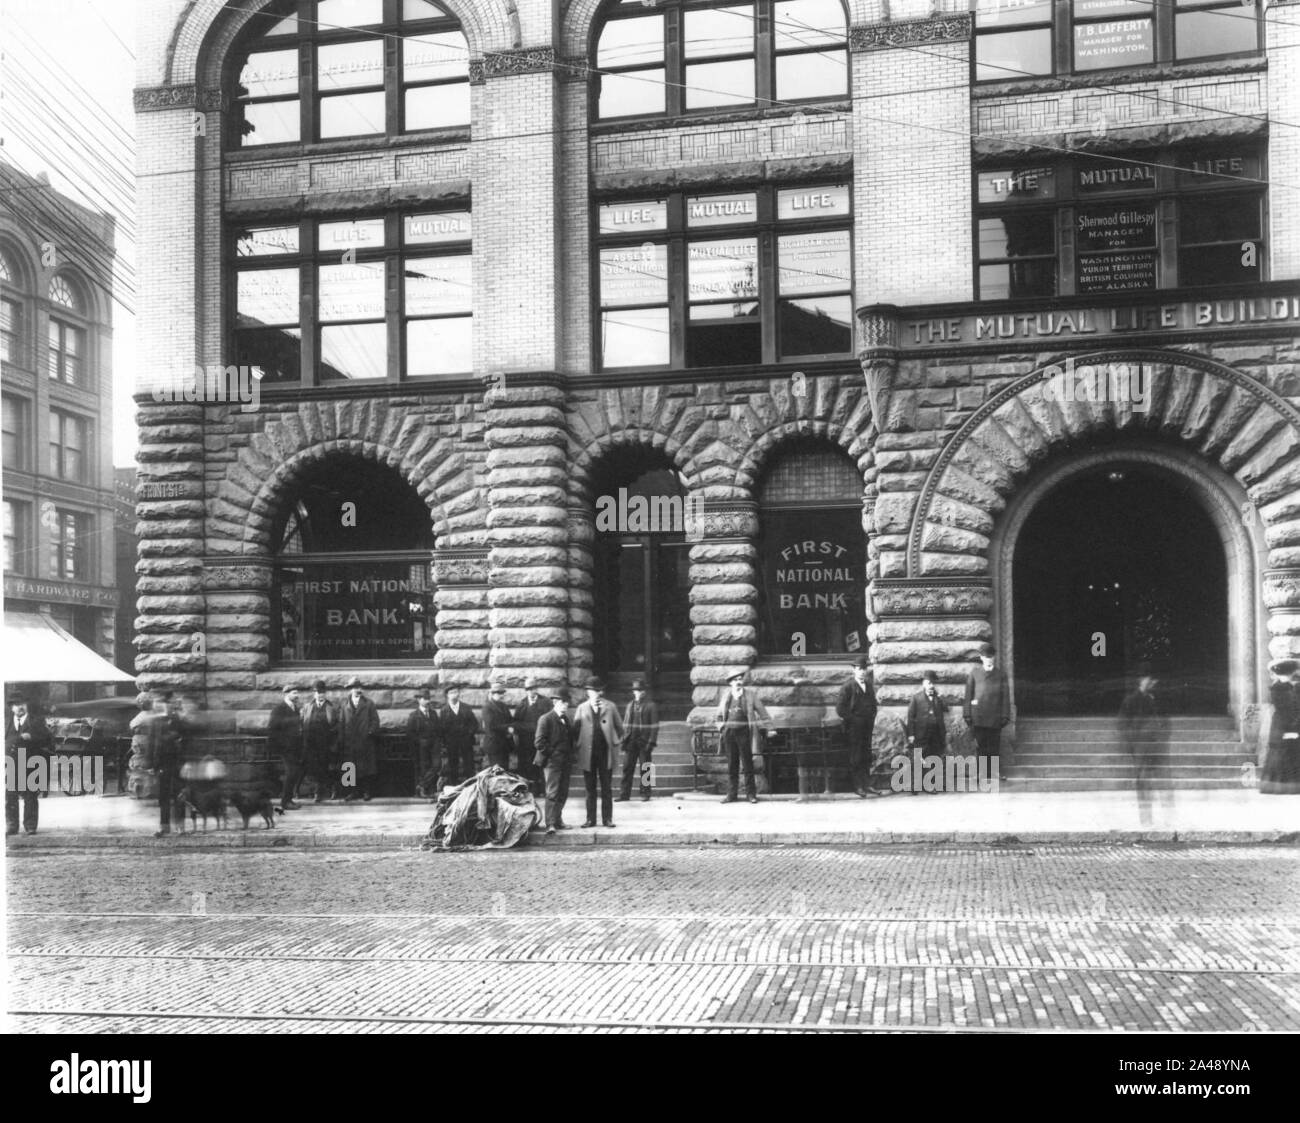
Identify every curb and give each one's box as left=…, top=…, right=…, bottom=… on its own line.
left=5, top=829, right=1299, bottom=850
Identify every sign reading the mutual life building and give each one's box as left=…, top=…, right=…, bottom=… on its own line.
left=895, top=292, right=1300, bottom=351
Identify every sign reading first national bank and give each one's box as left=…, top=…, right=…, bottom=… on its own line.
left=897, top=294, right=1300, bottom=352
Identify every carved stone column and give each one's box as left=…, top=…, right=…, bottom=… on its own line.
left=688, top=500, right=760, bottom=710
left=432, top=547, right=490, bottom=693
left=566, top=505, right=595, bottom=690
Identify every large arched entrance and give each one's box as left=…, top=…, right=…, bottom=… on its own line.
left=590, top=447, right=693, bottom=708
left=1012, top=462, right=1228, bottom=716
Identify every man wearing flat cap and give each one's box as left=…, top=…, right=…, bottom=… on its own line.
left=963, top=643, right=1010, bottom=774
left=573, top=677, right=624, bottom=827
left=1262, top=658, right=1300, bottom=794
left=617, top=679, right=658, bottom=802
left=836, top=657, right=882, bottom=798
left=482, top=679, right=515, bottom=771
left=512, top=676, right=549, bottom=797
left=714, top=670, right=775, bottom=804
left=340, top=677, right=380, bottom=802
left=408, top=688, right=440, bottom=798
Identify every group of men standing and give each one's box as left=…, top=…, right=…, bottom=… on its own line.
left=266, top=677, right=385, bottom=809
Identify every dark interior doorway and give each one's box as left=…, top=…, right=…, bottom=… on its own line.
left=1013, top=464, right=1228, bottom=715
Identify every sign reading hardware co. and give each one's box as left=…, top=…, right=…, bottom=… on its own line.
left=4, top=577, right=118, bottom=608
left=896, top=295, right=1300, bottom=351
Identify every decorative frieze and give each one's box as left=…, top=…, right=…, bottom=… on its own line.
left=433, top=549, right=490, bottom=587
left=870, top=579, right=994, bottom=619
left=850, top=15, right=973, bottom=52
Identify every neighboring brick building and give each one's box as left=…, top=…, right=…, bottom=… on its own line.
left=133, top=0, right=1300, bottom=787
left=1, top=160, right=121, bottom=703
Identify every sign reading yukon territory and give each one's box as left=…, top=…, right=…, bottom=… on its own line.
left=1077, top=249, right=1158, bottom=293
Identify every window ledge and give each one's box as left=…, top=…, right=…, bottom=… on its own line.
left=225, top=129, right=471, bottom=163
left=973, top=54, right=1265, bottom=99
left=589, top=101, right=851, bottom=138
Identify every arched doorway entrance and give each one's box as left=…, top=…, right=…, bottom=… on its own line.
left=591, top=448, right=693, bottom=706
left=1011, top=460, right=1230, bottom=716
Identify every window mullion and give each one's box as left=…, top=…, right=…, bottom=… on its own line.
left=667, top=8, right=684, bottom=117
left=386, top=213, right=401, bottom=380
left=302, top=222, right=318, bottom=387
left=1157, top=195, right=1179, bottom=289
left=1157, top=0, right=1175, bottom=63
left=756, top=1, right=773, bottom=107
left=669, top=236, right=687, bottom=369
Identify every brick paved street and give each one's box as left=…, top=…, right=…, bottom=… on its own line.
left=7, top=845, right=1300, bottom=1032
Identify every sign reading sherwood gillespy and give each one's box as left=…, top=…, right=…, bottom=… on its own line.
left=897, top=294, right=1300, bottom=350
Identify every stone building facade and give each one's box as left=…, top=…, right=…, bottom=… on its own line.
left=1, top=161, right=121, bottom=704
left=133, top=0, right=1300, bottom=778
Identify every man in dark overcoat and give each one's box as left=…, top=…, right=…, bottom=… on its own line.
left=438, top=683, right=479, bottom=785
left=268, top=683, right=304, bottom=812
left=339, top=677, right=380, bottom=802
left=836, top=657, right=882, bottom=798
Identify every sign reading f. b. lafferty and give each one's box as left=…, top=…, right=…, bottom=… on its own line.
left=897, top=293, right=1300, bottom=350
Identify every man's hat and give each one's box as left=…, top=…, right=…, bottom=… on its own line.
left=442, top=682, right=459, bottom=694
left=282, top=683, right=298, bottom=694
left=489, top=679, right=507, bottom=692
left=977, top=643, right=996, bottom=658
left=345, top=677, right=362, bottom=690
left=727, top=670, right=746, bottom=684
left=630, top=678, right=647, bottom=690
left=414, top=688, right=430, bottom=701
left=852, top=657, right=869, bottom=670
left=585, top=676, right=605, bottom=691
left=553, top=687, right=571, bottom=704
left=921, top=669, right=938, bottom=682
left=1269, top=658, right=1299, bottom=676
left=312, top=679, right=328, bottom=693
left=523, top=675, right=538, bottom=689
left=7, top=690, right=27, bottom=705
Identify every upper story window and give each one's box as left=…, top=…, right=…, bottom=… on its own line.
left=231, top=0, right=469, bottom=147
left=48, top=274, right=82, bottom=311
left=232, top=207, right=472, bottom=383
left=974, top=0, right=1261, bottom=82
left=3, top=393, right=31, bottom=470
left=49, top=508, right=90, bottom=581
left=976, top=143, right=1265, bottom=298
left=593, top=0, right=848, bottom=120
left=1, top=294, right=20, bottom=365
left=596, top=183, right=852, bottom=369
left=49, top=409, right=90, bottom=484
left=3, top=498, right=30, bottom=575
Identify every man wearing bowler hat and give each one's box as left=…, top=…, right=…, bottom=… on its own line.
left=963, top=642, right=1010, bottom=773
left=439, top=683, right=479, bottom=785
left=512, top=676, right=550, bottom=797
left=302, top=679, right=339, bottom=802
left=533, top=687, right=575, bottom=833
left=268, top=683, right=304, bottom=812
left=573, top=677, right=624, bottom=827
left=6, top=691, right=52, bottom=837
left=715, top=670, right=775, bottom=804
left=339, top=677, right=380, bottom=802
left=617, top=678, right=658, bottom=802
left=837, top=657, right=883, bottom=798
left=408, top=688, right=440, bottom=798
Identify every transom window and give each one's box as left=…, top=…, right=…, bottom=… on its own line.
left=976, top=144, right=1265, bottom=298
left=596, top=183, right=852, bottom=369
left=0, top=249, right=12, bottom=282
left=231, top=0, right=469, bottom=146
left=974, top=0, right=1261, bottom=82
left=231, top=207, right=472, bottom=383
left=48, top=274, right=82, bottom=311
left=593, top=0, right=848, bottom=120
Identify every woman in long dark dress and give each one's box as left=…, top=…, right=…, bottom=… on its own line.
left=1261, top=659, right=1300, bottom=794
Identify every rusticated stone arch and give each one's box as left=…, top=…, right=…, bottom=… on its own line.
left=210, top=404, right=484, bottom=558
left=907, top=349, right=1300, bottom=579
left=567, top=427, right=700, bottom=503
left=734, top=418, right=874, bottom=494
left=182, top=0, right=518, bottom=89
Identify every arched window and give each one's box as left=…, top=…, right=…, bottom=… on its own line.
left=230, top=0, right=470, bottom=147
left=272, top=455, right=437, bottom=662
left=1, top=248, right=23, bottom=365
left=756, top=439, right=865, bottom=656
left=592, top=0, right=848, bottom=120
left=46, top=273, right=89, bottom=388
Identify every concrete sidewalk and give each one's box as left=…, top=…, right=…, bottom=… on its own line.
left=4, top=786, right=1300, bottom=848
